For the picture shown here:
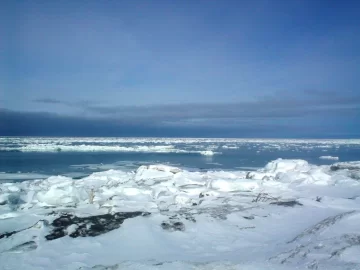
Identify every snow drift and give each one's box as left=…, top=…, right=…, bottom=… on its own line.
left=1, top=159, right=360, bottom=270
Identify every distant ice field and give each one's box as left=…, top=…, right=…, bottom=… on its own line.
left=0, top=137, right=359, bottom=181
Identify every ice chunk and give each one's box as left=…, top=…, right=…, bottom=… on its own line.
left=36, top=184, right=88, bottom=206
left=264, top=159, right=311, bottom=174
left=210, top=179, right=258, bottom=192
left=200, top=150, right=215, bottom=156
left=0, top=172, right=49, bottom=182
left=134, top=165, right=180, bottom=182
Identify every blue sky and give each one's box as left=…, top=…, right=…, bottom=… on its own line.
left=1, top=0, right=359, bottom=137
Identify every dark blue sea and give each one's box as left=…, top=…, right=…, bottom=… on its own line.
left=1, top=137, right=359, bottom=182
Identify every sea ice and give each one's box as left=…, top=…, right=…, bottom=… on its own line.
left=1, top=158, right=360, bottom=269
left=319, top=155, right=339, bottom=160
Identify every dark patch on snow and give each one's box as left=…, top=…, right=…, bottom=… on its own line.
left=161, top=221, right=185, bottom=231
left=199, top=192, right=210, bottom=198
left=7, top=193, right=25, bottom=210
left=270, top=200, right=303, bottom=207
left=348, top=170, right=360, bottom=180
left=169, top=212, right=196, bottom=223
left=288, top=210, right=356, bottom=244
left=43, top=206, right=57, bottom=209
left=45, top=211, right=150, bottom=241
left=185, top=215, right=196, bottom=222
left=0, top=230, right=17, bottom=240
left=7, top=241, right=37, bottom=252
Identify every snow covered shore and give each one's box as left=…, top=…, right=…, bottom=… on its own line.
left=1, top=159, right=360, bottom=269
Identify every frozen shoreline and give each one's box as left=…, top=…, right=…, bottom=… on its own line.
left=1, top=159, right=360, bottom=269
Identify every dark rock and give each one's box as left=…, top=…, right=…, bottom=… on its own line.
left=45, top=228, right=66, bottom=240
left=243, top=216, right=254, bottom=220
left=0, top=230, right=17, bottom=240
left=45, top=211, right=150, bottom=241
left=270, top=200, right=303, bottom=207
left=161, top=221, right=185, bottom=232
left=161, top=222, right=172, bottom=230
left=199, top=192, right=211, bottom=198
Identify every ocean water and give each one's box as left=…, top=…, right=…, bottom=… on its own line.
left=0, top=136, right=359, bottom=182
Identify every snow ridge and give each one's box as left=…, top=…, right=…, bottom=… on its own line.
left=1, top=159, right=360, bottom=269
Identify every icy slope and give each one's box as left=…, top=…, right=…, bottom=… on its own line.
left=0, top=159, right=360, bottom=269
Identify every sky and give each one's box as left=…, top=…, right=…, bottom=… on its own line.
left=0, top=0, right=359, bottom=137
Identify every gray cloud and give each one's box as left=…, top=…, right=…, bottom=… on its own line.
left=31, top=91, right=360, bottom=127
left=83, top=93, right=360, bottom=122
left=3, top=88, right=360, bottom=138
left=1, top=108, right=303, bottom=137
left=33, top=98, right=99, bottom=108
left=33, top=98, right=67, bottom=105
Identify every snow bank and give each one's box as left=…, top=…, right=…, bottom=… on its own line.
left=1, top=159, right=358, bottom=211
left=263, top=159, right=311, bottom=174
left=1, top=159, right=360, bottom=270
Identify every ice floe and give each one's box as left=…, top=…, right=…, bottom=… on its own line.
left=0, top=172, right=50, bottom=182
left=2, top=136, right=360, bottom=154
left=319, top=155, right=339, bottom=160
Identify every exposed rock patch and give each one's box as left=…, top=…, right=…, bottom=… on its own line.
left=270, top=200, right=303, bottom=207
left=45, top=211, right=150, bottom=240
left=161, top=221, right=185, bottom=232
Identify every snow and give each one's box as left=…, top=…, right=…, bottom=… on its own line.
left=1, top=159, right=360, bottom=269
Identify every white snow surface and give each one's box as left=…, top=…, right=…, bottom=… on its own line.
left=1, top=159, right=360, bottom=269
